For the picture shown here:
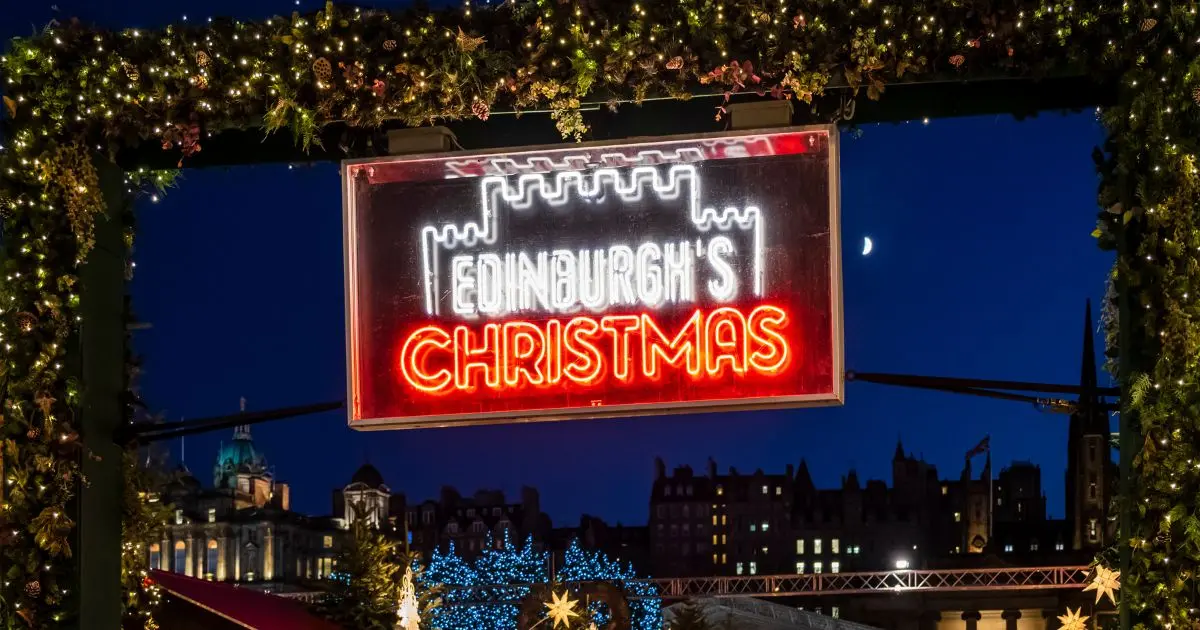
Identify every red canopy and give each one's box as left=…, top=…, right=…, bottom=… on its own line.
left=150, top=570, right=342, bottom=630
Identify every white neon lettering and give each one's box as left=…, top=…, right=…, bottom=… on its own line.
left=608, top=245, right=635, bottom=305
left=518, top=251, right=551, bottom=312
left=477, top=253, right=503, bottom=315
left=663, top=241, right=693, bottom=303
left=636, top=243, right=664, bottom=307
left=707, top=236, right=737, bottom=302
left=579, top=249, right=607, bottom=309
left=423, top=164, right=766, bottom=316
left=451, top=255, right=476, bottom=316
left=552, top=250, right=578, bottom=310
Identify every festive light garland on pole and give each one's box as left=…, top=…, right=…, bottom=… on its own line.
left=0, top=0, right=1194, bottom=626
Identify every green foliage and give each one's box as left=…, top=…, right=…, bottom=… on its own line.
left=121, top=452, right=172, bottom=624
left=318, top=506, right=401, bottom=630
left=0, top=0, right=1195, bottom=626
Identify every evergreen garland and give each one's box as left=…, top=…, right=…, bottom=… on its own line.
left=318, top=512, right=401, bottom=630
left=0, top=0, right=1194, bottom=626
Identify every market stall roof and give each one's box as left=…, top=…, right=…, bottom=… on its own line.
left=150, top=570, right=339, bottom=630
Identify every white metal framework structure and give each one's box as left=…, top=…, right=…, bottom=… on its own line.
left=647, top=566, right=1090, bottom=599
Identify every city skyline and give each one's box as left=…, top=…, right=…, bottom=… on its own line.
left=123, top=111, right=1112, bottom=527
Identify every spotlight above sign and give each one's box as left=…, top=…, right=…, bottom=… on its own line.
left=342, top=126, right=844, bottom=430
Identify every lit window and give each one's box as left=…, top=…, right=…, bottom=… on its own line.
left=796, top=539, right=805, bottom=554
left=814, top=562, right=823, bottom=574
left=722, top=534, right=727, bottom=544
left=895, top=559, right=910, bottom=569
left=796, top=562, right=806, bottom=574
left=762, top=522, right=770, bottom=532
left=712, top=553, right=718, bottom=565
left=749, top=562, right=758, bottom=575
left=323, top=535, right=333, bottom=549
left=1031, top=541, right=1040, bottom=551
left=737, top=562, right=744, bottom=575
left=775, top=486, right=782, bottom=496
left=1055, top=542, right=1065, bottom=551
left=750, top=523, right=757, bottom=532
left=1004, top=544, right=1014, bottom=553
left=814, top=539, right=822, bottom=554
left=762, top=546, right=769, bottom=555
left=954, top=512, right=961, bottom=523
left=712, top=515, right=717, bottom=526
left=831, top=538, right=839, bottom=554
left=712, top=534, right=718, bottom=545
left=941, top=486, right=947, bottom=496
left=716, top=485, right=724, bottom=496
left=762, top=485, right=768, bottom=494
left=954, top=546, right=961, bottom=554
left=174, top=509, right=183, bottom=525
left=149, top=544, right=161, bottom=570
left=1088, top=518, right=1099, bottom=542
left=722, top=554, right=727, bottom=564
left=207, top=508, right=216, bottom=523
left=831, top=561, right=840, bottom=573
left=833, top=607, right=841, bottom=619
left=721, top=515, right=727, bottom=525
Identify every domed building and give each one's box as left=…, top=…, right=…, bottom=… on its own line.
left=340, top=463, right=392, bottom=527
left=150, top=423, right=342, bottom=589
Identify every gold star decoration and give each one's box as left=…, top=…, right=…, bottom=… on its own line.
left=1058, top=607, right=1089, bottom=630
left=1083, top=564, right=1121, bottom=605
left=544, top=590, right=580, bottom=629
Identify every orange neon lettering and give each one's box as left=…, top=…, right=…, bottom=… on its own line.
left=503, top=321, right=546, bottom=388
left=545, top=319, right=563, bottom=385
left=399, top=326, right=454, bottom=393
left=641, top=311, right=703, bottom=379
left=454, top=324, right=501, bottom=390
left=563, top=317, right=604, bottom=385
left=600, top=315, right=641, bottom=382
left=748, top=305, right=790, bottom=374
left=705, top=308, right=748, bottom=376
left=397, top=306, right=793, bottom=396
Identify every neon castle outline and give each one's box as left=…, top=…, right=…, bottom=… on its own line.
left=418, top=163, right=765, bottom=317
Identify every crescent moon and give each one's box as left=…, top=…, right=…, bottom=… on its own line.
left=862, top=236, right=874, bottom=256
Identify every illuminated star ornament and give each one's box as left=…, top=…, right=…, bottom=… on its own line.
left=396, top=566, right=421, bottom=630
left=1057, top=607, right=1089, bottom=630
left=544, top=589, right=581, bottom=628
left=1083, top=564, right=1121, bottom=605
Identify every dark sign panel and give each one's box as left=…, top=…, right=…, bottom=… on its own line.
left=343, top=126, right=843, bottom=429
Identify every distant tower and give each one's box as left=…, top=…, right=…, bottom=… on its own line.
left=1067, top=300, right=1111, bottom=550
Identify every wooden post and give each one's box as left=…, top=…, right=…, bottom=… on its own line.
left=77, top=157, right=127, bottom=629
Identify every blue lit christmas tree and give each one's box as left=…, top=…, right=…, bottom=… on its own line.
left=557, top=540, right=662, bottom=630
left=422, top=536, right=661, bottom=630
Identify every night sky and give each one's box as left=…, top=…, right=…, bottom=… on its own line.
left=5, top=1, right=1114, bottom=527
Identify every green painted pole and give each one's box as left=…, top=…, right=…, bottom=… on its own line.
left=77, top=158, right=127, bottom=630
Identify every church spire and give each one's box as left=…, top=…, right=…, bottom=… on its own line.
left=893, top=436, right=906, bottom=461
left=1079, top=299, right=1098, bottom=406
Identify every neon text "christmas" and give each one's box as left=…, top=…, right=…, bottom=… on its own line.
left=398, top=305, right=791, bottom=394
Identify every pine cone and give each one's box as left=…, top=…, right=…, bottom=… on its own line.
left=949, top=54, right=966, bottom=68
left=14, top=311, right=36, bottom=333
left=195, top=50, right=211, bottom=68
left=472, top=100, right=490, bottom=121
left=1141, top=18, right=1157, bottom=31
left=383, top=39, right=397, bottom=51
left=665, top=56, right=684, bottom=70
left=26, top=427, right=40, bottom=440
left=1192, top=86, right=1200, bottom=105
left=313, top=57, right=333, bottom=84
left=24, top=581, right=40, bottom=598
left=191, top=74, right=208, bottom=90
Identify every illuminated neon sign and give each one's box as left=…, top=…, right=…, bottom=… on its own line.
left=343, top=126, right=843, bottom=429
